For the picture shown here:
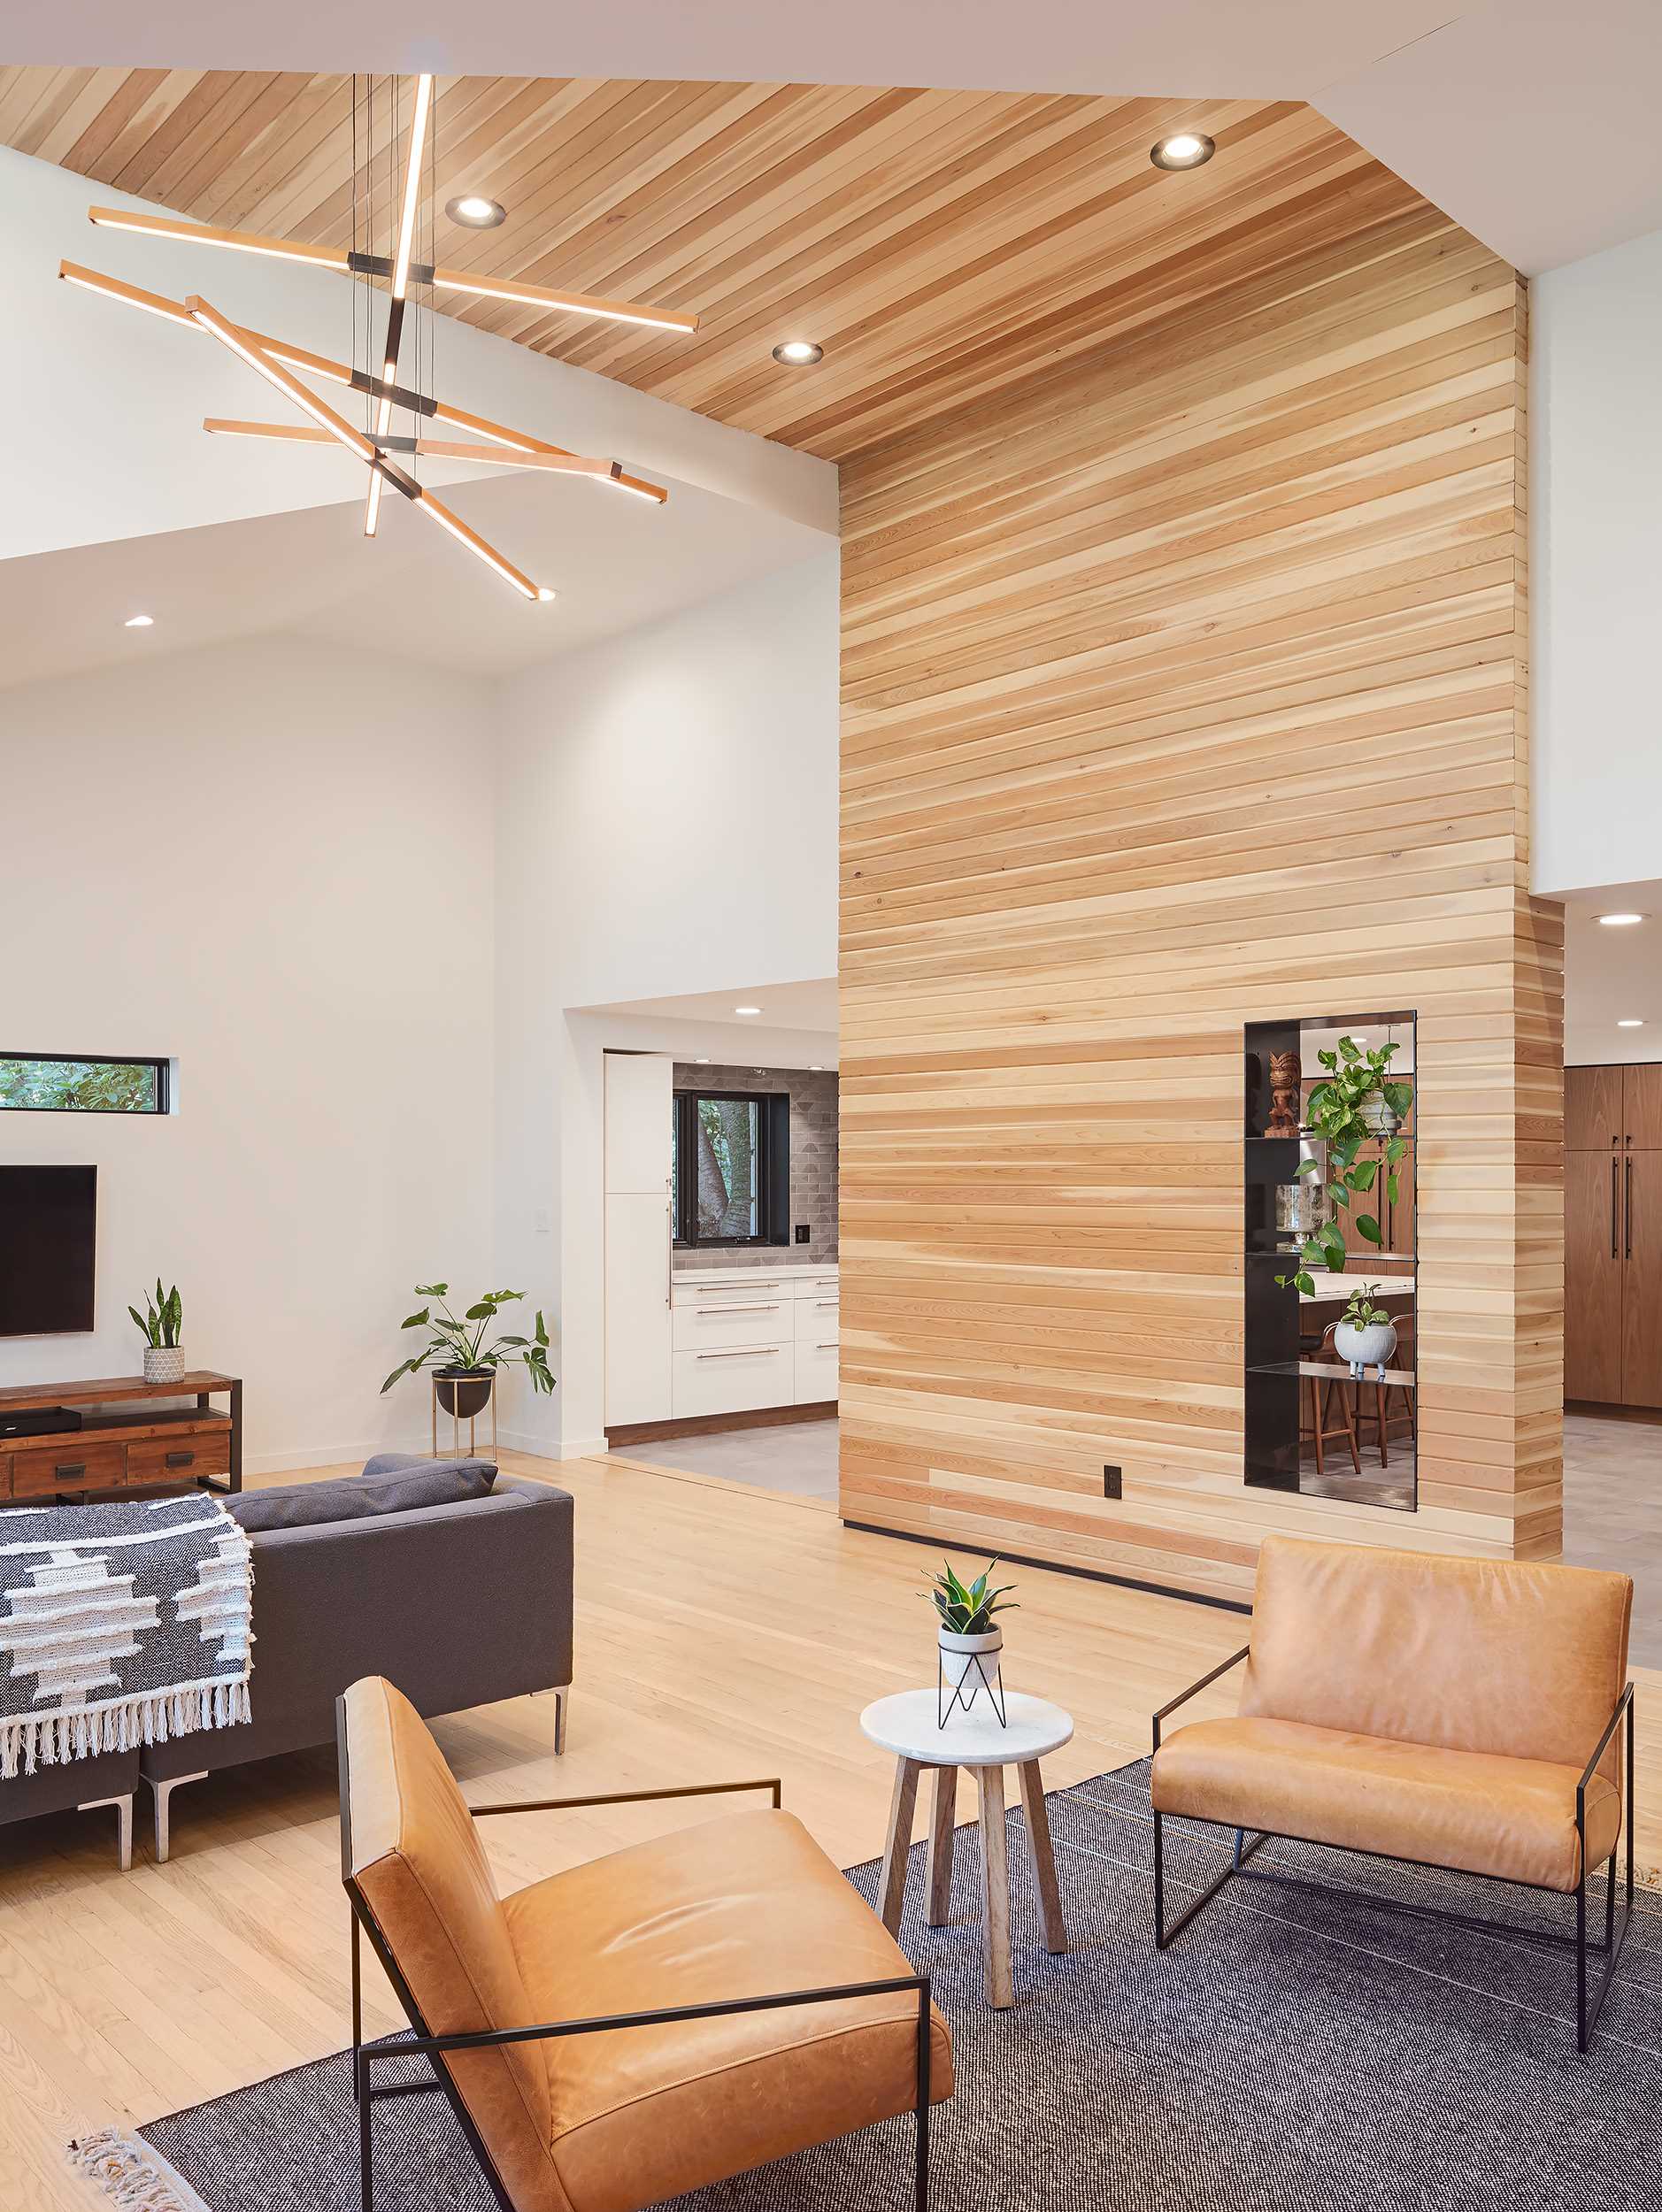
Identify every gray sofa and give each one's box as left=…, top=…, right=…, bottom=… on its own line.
left=141, top=1467, right=573, bottom=1858
left=0, top=1463, right=573, bottom=1865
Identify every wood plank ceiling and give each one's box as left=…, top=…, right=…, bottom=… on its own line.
left=0, top=68, right=1386, bottom=460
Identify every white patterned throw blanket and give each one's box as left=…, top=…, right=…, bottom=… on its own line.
left=0, top=1494, right=252, bottom=1778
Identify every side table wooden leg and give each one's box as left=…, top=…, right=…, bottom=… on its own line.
left=927, top=1764, right=958, bottom=1926
left=1018, top=1759, right=1067, bottom=1955
left=975, top=1764, right=1013, bottom=2008
left=878, top=1757, right=922, bottom=1935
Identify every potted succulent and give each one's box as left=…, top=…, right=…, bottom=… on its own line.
left=381, top=1284, right=555, bottom=1413
left=130, top=1280, right=186, bottom=1384
left=1333, top=1282, right=1398, bottom=1379
left=927, top=1558, right=1018, bottom=1717
left=1275, top=1033, right=1413, bottom=1297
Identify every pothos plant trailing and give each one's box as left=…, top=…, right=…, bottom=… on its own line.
left=1274, top=1034, right=1413, bottom=1298
left=381, top=1285, right=555, bottom=1412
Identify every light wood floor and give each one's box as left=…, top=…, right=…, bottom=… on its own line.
left=4, top=1450, right=1659, bottom=2209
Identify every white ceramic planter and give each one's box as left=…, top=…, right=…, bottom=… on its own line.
left=1358, top=1094, right=1402, bottom=1136
left=938, top=1625, right=1004, bottom=1718
left=143, top=1344, right=188, bottom=1385
left=1333, top=1318, right=1397, bottom=1378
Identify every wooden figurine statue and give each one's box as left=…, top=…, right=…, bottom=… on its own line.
left=1266, top=1049, right=1302, bottom=1137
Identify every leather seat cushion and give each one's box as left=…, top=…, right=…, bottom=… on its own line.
left=1151, top=1716, right=1620, bottom=1893
left=504, top=1806, right=952, bottom=2212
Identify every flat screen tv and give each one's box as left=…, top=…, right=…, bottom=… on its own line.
left=0, top=1165, right=97, bottom=1336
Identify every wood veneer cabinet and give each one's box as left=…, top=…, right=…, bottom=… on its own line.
left=1565, top=1065, right=1662, bottom=1407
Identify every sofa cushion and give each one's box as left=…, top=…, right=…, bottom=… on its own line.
left=228, top=1458, right=496, bottom=1532
left=1151, top=1715, right=1620, bottom=1893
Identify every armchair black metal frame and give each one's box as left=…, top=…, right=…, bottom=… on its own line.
left=336, top=1707, right=935, bottom=2212
left=1150, top=1649, right=1635, bottom=2053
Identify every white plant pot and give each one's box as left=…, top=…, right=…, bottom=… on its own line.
left=1333, top=1318, right=1397, bottom=1379
left=937, top=1625, right=1004, bottom=1719
left=1358, top=1094, right=1402, bottom=1136
left=143, top=1344, right=188, bottom=1385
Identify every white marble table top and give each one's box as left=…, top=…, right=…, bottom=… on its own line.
left=859, top=1688, right=1074, bottom=1768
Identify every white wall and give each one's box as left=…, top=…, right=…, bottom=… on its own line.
left=493, top=551, right=842, bottom=1454
left=1531, top=225, right=1662, bottom=897
left=0, top=633, right=502, bottom=1472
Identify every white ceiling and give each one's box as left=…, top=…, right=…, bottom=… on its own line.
left=1565, top=886, right=1662, bottom=1065
left=0, top=465, right=827, bottom=690
left=12, top=2, right=1662, bottom=273
left=585, top=979, right=839, bottom=1037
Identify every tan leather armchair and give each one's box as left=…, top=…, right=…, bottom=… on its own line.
left=1149, top=1537, right=1635, bottom=2050
left=337, top=1677, right=953, bottom=2212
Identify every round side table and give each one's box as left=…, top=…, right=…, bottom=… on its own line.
left=860, top=1688, right=1073, bottom=2009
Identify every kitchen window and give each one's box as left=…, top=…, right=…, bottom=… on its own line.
left=673, top=1089, right=789, bottom=1248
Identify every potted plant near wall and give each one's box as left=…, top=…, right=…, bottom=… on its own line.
left=381, top=1284, right=555, bottom=1413
left=927, top=1558, right=1018, bottom=1721
left=130, top=1280, right=186, bottom=1384
left=1274, top=1035, right=1413, bottom=1297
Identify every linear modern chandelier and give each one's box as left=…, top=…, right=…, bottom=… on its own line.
left=58, top=73, right=699, bottom=603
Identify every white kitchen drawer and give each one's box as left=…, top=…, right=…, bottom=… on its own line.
left=795, top=1294, right=839, bottom=1341
left=793, top=1335, right=839, bottom=1405
left=672, top=1343, right=793, bottom=1419
left=673, top=1300, right=793, bottom=1351
left=672, top=1273, right=793, bottom=1306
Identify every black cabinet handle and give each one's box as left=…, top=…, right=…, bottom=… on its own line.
left=165, top=1450, right=195, bottom=1468
left=1612, top=1158, right=1620, bottom=1258
left=55, top=1462, right=86, bottom=1479
left=1627, top=1156, right=1635, bottom=1261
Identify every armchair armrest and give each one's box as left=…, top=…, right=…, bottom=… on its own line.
left=1152, top=1646, right=1250, bottom=1755
left=1577, top=1681, right=1635, bottom=1798
left=470, top=1776, right=781, bottom=1816
left=380, top=1970, right=929, bottom=2062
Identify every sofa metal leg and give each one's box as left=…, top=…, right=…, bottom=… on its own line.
left=78, top=1792, right=133, bottom=1870
left=358, top=2039, right=374, bottom=2212
left=150, top=1770, right=208, bottom=1864
left=350, top=1913, right=363, bottom=2105
left=1155, top=1814, right=1269, bottom=1948
left=554, top=1686, right=568, bottom=1757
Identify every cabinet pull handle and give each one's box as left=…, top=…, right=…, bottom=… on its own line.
left=1612, top=1158, right=1620, bottom=1258
left=695, top=1347, right=779, bottom=1360
left=817, top=1340, right=838, bottom=1349
left=1627, top=1156, right=1635, bottom=1261
left=55, top=1462, right=86, bottom=1479
left=165, top=1450, right=195, bottom=1468
left=815, top=1299, right=838, bottom=1308
left=696, top=1302, right=779, bottom=1314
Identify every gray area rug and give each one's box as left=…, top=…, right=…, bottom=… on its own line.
left=113, top=1761, right=1662, bottom=2210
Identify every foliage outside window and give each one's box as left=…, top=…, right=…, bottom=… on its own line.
left=673, top=1090, right=779, bottom=1246
left=0, top=1054, right=169, bottom=1113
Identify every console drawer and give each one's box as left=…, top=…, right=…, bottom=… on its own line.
left=795, top=1294, right=839, bottom=1340
left=793, top=1335, right=839, bottom=1404
left=127, top=1429, right=232, bottom=1487
left=12, top=1439, right=127, bottom=1496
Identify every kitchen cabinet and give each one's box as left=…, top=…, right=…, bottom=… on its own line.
left=603, top=1053, right=673, bottom=1425
left=1564, top=1063, right=1662, bottom=1407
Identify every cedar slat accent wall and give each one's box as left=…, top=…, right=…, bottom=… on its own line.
left=838, top=179, right=1561, bottom=1603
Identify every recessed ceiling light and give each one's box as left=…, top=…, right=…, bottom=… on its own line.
left=124, top=612, right=154, bottom=627
left=1597, top=911, right=1646, bottom=926
left=772, top=340, right=823, bottom=366
left=445, top=193, right=506, bottom=228
left=735, top=1005, right=762, bottom=1017
left=695, top=1056, right=711, bottom=1064
left=1150, top=131, right=1216, bottom=172
left=1619, top=1018, right=1645, bottom=1028
left=810, top=1064, right=823, bottom=1071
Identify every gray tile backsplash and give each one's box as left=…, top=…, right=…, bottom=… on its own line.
left=672, top=1062, right=838, bottom=1270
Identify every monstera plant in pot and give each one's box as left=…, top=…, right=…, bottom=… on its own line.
left=1274, top=1034, right=1413, bottom=1297
left=381, top=1285, right=554, bottom=1416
